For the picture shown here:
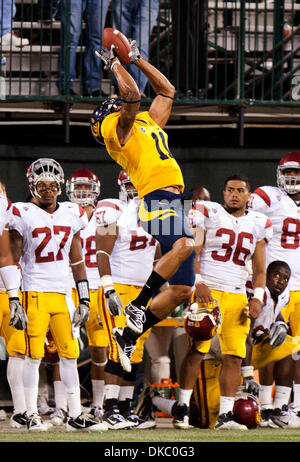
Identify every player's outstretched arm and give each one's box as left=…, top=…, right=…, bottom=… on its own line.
left=129, top=41, right=175, bottom=128
left=97, top=45, right=140, bottom=145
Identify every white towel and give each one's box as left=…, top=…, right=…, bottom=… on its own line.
left=65, top=293, right=79, bottom=339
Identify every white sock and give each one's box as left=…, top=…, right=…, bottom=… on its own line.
left=59, top=357, right=81, bottom=418
left=23, top=356, right=41, bottom=416
left=273, top=385, right=291, bottom=409
left=104, top=384, right=120, bottom=401
left=53, top=380, right=67, bottom=411
left=91, top=379, right=105, bottom=408
left=152, top=396, right=174, bottom=416
left=260, top=385, right=274, bottom=409
left=292, top=383, right=300, bottom=411
left=219, top=396, right=235, bottom=415
left=7, top=357, right=26, bottom=414
left=118, top=385, right=134, bottom=402
left=178, top=388, right=193, bottom=407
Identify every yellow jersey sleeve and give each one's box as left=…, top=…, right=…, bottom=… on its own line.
left=101, top=111, right=185, bottom=198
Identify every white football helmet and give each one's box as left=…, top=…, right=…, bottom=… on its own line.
left=277, top=151, right=300, bottom=194
left=66, top=168, right=101, bottom=207
left=118, top=169, right=138, bottom=202
left=26, top=158, right=64, bottom=197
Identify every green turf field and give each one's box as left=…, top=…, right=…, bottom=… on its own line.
left=1, top=427, right=300, bottom=443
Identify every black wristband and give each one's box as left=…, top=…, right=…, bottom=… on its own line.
left=76, top=280, right=90, bottom=302
left=158, top=93, right=174, bottom=100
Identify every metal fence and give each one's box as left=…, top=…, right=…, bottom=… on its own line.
left=1, top=0, right=300, bottom=107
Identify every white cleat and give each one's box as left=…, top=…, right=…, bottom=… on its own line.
left=214, top=412, right=248, bottom=430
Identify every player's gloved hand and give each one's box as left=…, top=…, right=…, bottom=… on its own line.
left=241, top=366, right=260, bottom=398
left=9, top=298, right=28, bottom=330
left=128, top=39, right=141, bottom=63
left=269, top=320, right=288, bottom=348
left=95, top=45, right=120, bottom=71
left=73, top=300, right=89, bottom=328
left=105, top=289, right=123, bottom=316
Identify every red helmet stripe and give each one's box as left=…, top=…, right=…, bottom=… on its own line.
left=253, top=188, right=271, bottom=207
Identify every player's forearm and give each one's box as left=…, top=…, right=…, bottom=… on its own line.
left=135, top=58, right=175, bottom=97
left=112, top=61, right=140, bottom=101
left=71, top=262, right=87, bottom=283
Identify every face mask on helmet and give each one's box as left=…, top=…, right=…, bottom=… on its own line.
left=66, top=169, right=101, bottom=207
left=277, top=152, right=300, bottom=195
left=90, top=98, right=122, bottom=145
left=233, top=390, right=261, bottom=429
left=118, top=169, right=138, bottom=202
left=26, top=158, right=64, bottom=197
left=184, top=299, right=221, bottom=341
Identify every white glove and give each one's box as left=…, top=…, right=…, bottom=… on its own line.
left=128, top=39, right=141, bottom=63
left=72, top=301, right=89, bottom=328
left=105, top=289, right=123, bottom=316
left=9, top=298, right=28, bottom=330
left=95, top=45, right=120, bottom=71
left=269, top=320, right=288, bottom=348
left=188, top=208, right=205, bottom=228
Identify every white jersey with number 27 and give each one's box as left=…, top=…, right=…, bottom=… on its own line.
left=9, top=201, right=88, bottom=293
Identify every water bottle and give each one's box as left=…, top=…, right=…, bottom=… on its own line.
left=0, top=56, right=6, bottom=100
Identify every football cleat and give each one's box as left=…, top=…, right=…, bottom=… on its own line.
left=10, top=412, right=28, bottom=428
left=0, top=409, right=6, bottom=421
left=49, top=408, right=68, bottom=426
left=27, top=413, right=51, bottom=431
left=102, top=406, right=135, bottom=430
left=112, top=327, right=136, bottom=373
left=135, top=386, right=157, bottom=421
left=66, top=412, right=108, bottom=432
left=259, top=409, right=280, bottom=428
left=270, top=404, right=300, bottom=428
left=172, top=402, right=191, bottom=429
left=184, top=299, right=221, bottom=341
left=214, top=411, right=248, bottom=430
left=124, top=303, right=146, bottom=334
left=123, top=410, right=156, bottom=429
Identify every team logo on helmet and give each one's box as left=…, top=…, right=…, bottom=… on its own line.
left=277, top=151, right=300, bottom=195
left=66, top=168, right=101, bottom=207
left=184, top=299, right=221, bottom=341
left=26, top=158, right=64, bottom=197
left=118, top=169, right=138, bottom=202
left=90, top=98, right=122, bottom=145
left=233, top=390, right=261, bottom=429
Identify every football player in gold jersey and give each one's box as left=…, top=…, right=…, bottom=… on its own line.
left=90, top=39, right=197, bottom=373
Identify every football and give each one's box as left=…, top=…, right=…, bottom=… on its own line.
left=102, top=27, right=131, bottom=65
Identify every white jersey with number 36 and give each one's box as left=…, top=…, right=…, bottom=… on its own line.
left=249, top=186, right=300, bottom=290
left=95, top=198, right=157, bottom=286
left=194, top=201, right=273, bottom=293
left=9, top=201, right=88, bottom=293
